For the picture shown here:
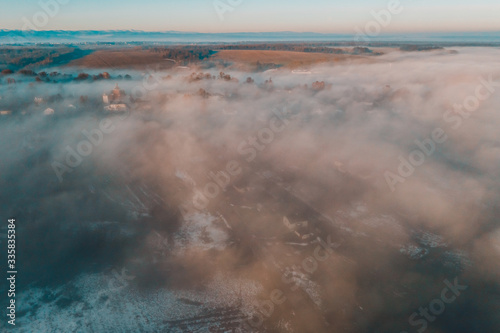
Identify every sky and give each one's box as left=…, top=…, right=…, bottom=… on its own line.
left=0, top=0, right=499, bottom=33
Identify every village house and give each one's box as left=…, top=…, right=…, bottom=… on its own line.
left=104, top=104, right=128, bottom=112
left=44, top=108, right=55, bottom=116
left=103, top=83, right=126, bottom=104
left=103, top=83, right=129, bottom=113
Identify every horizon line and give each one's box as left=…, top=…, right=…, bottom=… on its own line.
left=1, top=29, right=500, bottom=35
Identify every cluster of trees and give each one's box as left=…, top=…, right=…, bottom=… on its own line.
left=188, top=72, right=215, bottom=82
left=0, top=69, right=130, bottom=83
left=148, top=46, right=214, bottom=64
left=255, top=61, right=280, bottom=71
left=215, top=43, right=344, bottom=54
left=218, top=71, right=233, bottom=81
left=197, top=88, right=211, bottom=98
left=0, top=47, right=87, bottom=71
left=0, top=89, right=103, bottom=116
left=400, top=45, right=444, bottom=52
left=351, top=47, right=374, bottom=54
left=19, top=69, right=37, bottom=76
left=187, top=72, right=236, bottom=82
left=312, top=81, right=325, bottom=91
left=75, top=73, right=131, bottom=81
left=214, top=43, right=377, bottom=55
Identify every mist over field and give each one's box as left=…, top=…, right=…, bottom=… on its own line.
left=1, top=47, right=500, bottom=332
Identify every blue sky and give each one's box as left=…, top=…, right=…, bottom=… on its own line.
left=1, top=0, right=499, bottom=33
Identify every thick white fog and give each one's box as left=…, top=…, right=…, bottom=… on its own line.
left=1, top=47, right=499, bottom=332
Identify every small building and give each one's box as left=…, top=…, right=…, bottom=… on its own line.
left=103, top=84, right=126, bottom=104
left=111, top=83, right=125, bottom=101
left=104, top=104, right=128, bottom=112
left=0, top=110, right=12, bottom=116
left=44, top=108, right=55, bottom=115
left=34, top=97, right=44, bottom=105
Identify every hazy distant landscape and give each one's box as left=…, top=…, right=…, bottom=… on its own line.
left=2, top=30, right=500, bottom=44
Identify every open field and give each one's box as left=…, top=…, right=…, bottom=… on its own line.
left=1, top=44, right=454, bottom=72
left=65, top=47, right=380, bottom=70
left=67, top=48, right=177, bottom=69
left=213, top=49, right=374, bottom=67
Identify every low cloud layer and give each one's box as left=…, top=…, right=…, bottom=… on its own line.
left=1, top=47, right=499, bottom=332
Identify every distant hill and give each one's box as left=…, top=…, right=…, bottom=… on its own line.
left=1, top=30, right=500, bottom=45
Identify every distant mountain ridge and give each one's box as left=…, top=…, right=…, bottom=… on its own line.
left=1, top=30, right=499, bottom=44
